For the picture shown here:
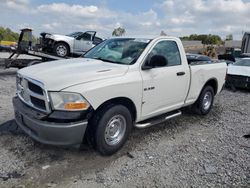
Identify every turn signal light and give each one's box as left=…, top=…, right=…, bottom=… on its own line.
left=64, top=102, right=88, bottom=110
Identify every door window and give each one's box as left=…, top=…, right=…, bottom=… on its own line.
left=77, top=33, right=92, bottom=41
left=149, top=41, right=181, bottom=66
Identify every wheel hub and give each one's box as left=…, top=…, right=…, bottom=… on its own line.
left=203, top=92, right=212, bottom=110
left=105, top=115, right=126, bottom=146
left=56, top=45, right=67, bottom=56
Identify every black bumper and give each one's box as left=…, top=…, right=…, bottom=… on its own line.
left=226, top=74, right=250, bottom=89
left=39, top=37, right=54, bottom=53
left=13, top=97, right=88, bottom=146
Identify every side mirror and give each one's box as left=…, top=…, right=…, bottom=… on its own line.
left=142, top=55, right=168, bottom=70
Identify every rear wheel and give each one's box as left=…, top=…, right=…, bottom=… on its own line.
left=89, top=105, right=132, bottom=155
left=192, top=86, right=214, bottom=115
left=54, top=42, right=69, bottom=57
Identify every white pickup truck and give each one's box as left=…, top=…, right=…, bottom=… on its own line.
left=13, top=36, right=227, bottom=155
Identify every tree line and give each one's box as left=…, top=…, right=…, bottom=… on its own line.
left=0, top=27, right=38, bottom=43
left=180, top=34, right=223, bottom=45
left=112, top=27, right=227, bottom=45
left=0, top=26, right=231, bottom=46
left=0, top=27, right=19, bottom=42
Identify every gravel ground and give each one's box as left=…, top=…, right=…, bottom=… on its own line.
left=0, top=67, right=249, bottom=188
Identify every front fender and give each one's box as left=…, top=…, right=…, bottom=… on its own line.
left=47, top=35, right=74, bottom=53
left=62, top=71, right=144, bottom=121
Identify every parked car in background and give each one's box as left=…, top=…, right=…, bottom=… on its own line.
left=219, top=32, right=250, bottom=64
left=40, top=31, right=103, bottom=57
left=225, top=47, right=242, bottom=58
left=186, top=53, right=212, bottom=64
left=226, top=58, right=250, bottom=90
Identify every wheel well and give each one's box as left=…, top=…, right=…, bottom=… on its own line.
left=54, top=41, right=70, bottom=51
left=204, top=79, right=218, bottom=95
left=95, top=97, right=137, bottom=121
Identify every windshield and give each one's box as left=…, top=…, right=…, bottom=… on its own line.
left=234, top=59, right=250, bottom=67
left=66, top=32, right=83, bottom=38
left=84, top=38, right=150, bottom=65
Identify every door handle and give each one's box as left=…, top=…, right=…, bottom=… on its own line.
left=177, top=72, right=185, bottom=76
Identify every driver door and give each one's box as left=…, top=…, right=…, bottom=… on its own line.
left=140, top=40, right=190, bottom=119
left=74, top=31, right=96, bottom=53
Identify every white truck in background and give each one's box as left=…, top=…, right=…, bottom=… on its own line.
left=13, top=36, right=227, bottom=155
left=40, top=31, right=103, bottom=57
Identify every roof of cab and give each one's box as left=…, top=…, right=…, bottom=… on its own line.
left=111, top=35, right=179, bottom=40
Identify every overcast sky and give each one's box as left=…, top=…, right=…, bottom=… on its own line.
left=0, top=0, right=250, bottom=39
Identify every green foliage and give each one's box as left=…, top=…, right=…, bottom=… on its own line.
left=0, top=27, right=19, bottom=42
left=226, top=34, right=233, bottom=41
left=112, top=27, right=126, bottom=36
left=180, top=34, right=223, bottom=45
left=0, top=26, right=37, bottom=43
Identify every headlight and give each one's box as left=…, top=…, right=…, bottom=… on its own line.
left=49, top=92, right=90, bottom=111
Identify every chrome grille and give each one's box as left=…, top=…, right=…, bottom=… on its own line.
left=16, top=74, right=50, bottom=113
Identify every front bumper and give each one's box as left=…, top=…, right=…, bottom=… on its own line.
left=226, top=74, right=250, bottom=89
left=39, top=37, right=54, bottom=53
left=13, top=97, right=88, bottom=146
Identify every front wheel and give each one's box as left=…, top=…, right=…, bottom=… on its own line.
left=54, top=42, right=69, bottom=57
left=90, top=105, right=133, bottom=155
left=192, top=86, right=215, bottom=115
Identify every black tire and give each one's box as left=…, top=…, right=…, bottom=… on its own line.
left=192, top=86, right=214, bottom=115
left=54, top=42, right=69, bottom=57
left=88, top=104, right=133, bottom=155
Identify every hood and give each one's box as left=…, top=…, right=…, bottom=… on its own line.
left=46, top=34, right=74, bottom=41
left=227, top=64, right=250, bottom=77
left=19, top=58, right=129, bottom=91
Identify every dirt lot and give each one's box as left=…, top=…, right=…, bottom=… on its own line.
left=0, top=66, right=249, bottom=187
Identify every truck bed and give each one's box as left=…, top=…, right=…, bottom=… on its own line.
left=185, top=61, right=227, bottom=105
